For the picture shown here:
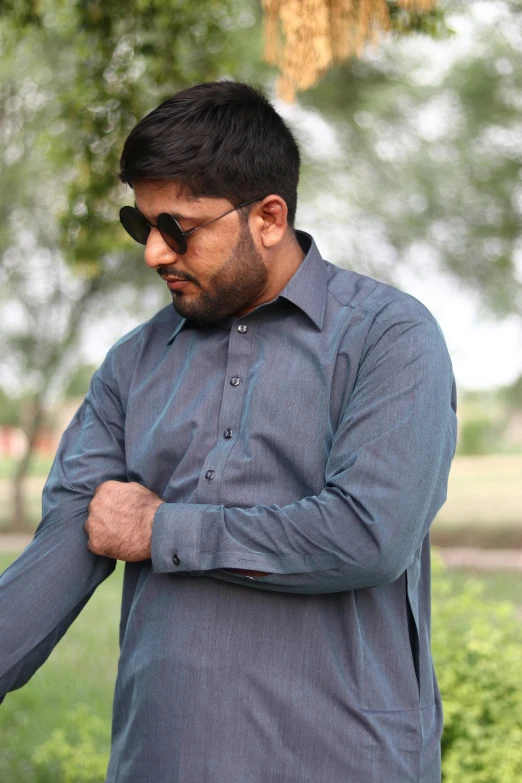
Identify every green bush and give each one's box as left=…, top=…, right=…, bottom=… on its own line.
left=457, top=415, right=501, bottom=455
left=431, top=549, right=522, bottom=782
left=31, top=705, right=109, bottom=783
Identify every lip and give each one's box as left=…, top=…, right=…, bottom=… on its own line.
left=164, top=279, right=190, bottom=290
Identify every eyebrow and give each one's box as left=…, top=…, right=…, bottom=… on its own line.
left=133, top=202, right=195, bottom=223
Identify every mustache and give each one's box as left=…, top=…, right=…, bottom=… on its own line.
left=156, top=267, right=196, bottom=284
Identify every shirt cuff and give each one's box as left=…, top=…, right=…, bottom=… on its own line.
left=151, top=502, right=210, bottom=573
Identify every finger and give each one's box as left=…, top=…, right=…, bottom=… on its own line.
left=86, top=537, right=103, bottom=556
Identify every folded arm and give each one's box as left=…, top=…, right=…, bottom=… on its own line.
left=151, top=316, right=458, bottom=594
left=0, top=352, right=127, bottom=700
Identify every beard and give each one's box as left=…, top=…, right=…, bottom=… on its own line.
left=168, top=221, right=269, bottom=327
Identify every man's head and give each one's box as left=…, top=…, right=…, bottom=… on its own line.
left=119, top=81, right=303, bottom=326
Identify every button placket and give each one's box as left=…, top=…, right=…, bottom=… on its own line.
left=198, top=321, right=253, bottom=502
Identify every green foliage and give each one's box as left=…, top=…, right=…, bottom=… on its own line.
left=31, top=705, right=109, bottom=783
left=431, top=549, right=522, bottom=782
left=1, top=0, right=265, bottom=275
left=299, top=0, right=522, bottom=317
left=387, top=1, right=454, bottom=38
left=64, top=364, right=98, bottom=399
left=0, top=388, right=21, bottom=426
left=455, top=389, right=517, bottom=455
left=457, top=415, right=500, bottom=455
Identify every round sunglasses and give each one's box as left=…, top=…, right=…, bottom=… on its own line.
left=119, top=196, right=264, bottom=255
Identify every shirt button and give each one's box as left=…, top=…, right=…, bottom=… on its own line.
left=237, top=324, right=248, bottom=333
left=205, top=469, right=215, bottom=480
left=230, top=376, right=240, bottom=386
left=172, top=553, right=181, bottom=566
left=224, top=428, right=233, bottom=439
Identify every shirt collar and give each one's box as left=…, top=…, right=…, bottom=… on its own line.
left=166, top=229, right=328, bottom=344
left=278, top=230, right=327, bottom=330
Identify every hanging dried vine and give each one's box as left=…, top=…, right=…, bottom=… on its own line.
left=262, top=0, right=440, bottom=101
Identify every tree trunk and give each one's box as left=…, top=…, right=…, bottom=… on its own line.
left=6, top=276, right=101, bottom=533
left=10, top=400, right=44, bottom=532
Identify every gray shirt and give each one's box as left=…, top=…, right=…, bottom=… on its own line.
left=0, top=230, right=457, bottom=782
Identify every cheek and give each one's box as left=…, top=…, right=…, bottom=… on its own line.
left=191, top=238, right=227, bottom=276
left=189, top=245, right=209, bottom=279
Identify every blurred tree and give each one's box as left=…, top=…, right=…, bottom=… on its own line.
left=291, top=0, right=522, bottom=318
left=500, top=374, right=522, bottom=412
left=64, top=365, right=100, bottom=400
left=0, top=0, right=264, bottom=529
left=1, top=0, right=263, bottom=275
left=0, top=388, right=21, bottom=428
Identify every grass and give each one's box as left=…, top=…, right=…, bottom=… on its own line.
left=0, top=548, right=521, bottom=782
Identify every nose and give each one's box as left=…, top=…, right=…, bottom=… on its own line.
left=143, top=226, right=181, bottom=270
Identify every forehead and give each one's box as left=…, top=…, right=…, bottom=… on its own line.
left=132, top=179, right=228, bottom=220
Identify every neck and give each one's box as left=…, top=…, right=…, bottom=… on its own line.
left=235, top=230, right=306, bottom=317
left=268, top=229, right=306, bottom=294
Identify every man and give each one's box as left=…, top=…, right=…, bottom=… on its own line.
left=0, top=81, right=457, bottom=782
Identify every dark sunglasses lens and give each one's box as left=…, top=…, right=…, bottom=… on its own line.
left=157, top=214, right=187, bottom=255
left=119, top=206, right=150, bottom=245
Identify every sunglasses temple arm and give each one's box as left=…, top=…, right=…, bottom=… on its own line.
left=186, top=197, right=263, bottom=236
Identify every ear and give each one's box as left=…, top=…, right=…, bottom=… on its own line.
left=251, top=195, right=289, bottom=249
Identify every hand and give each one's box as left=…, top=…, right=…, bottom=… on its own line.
left=84, top=480, right=164, bottom=561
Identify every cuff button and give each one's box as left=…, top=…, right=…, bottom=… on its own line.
left=172, top=553, right=181, bottom=566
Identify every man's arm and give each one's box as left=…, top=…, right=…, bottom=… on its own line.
left=0, top=353, right=127, bottom=700
left=149, top=315, right=457, bottom=594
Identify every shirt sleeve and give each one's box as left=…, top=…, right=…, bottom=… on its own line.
left=151, top=314, right=457, bottom=594
left=0, top=352, right=127, bottom=700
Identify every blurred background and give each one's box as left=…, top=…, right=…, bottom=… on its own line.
left=0, top=0, right=521, bottom=781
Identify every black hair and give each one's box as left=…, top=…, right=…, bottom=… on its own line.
left=119, top=80, right=301, bottom=227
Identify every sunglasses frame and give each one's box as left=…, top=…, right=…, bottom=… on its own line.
left=119, top=196, right=265, bottom=255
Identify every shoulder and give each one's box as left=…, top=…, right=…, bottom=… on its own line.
left=325, top=262, right=451, bottom=362
left=326, top=261, right=438, bottom=326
